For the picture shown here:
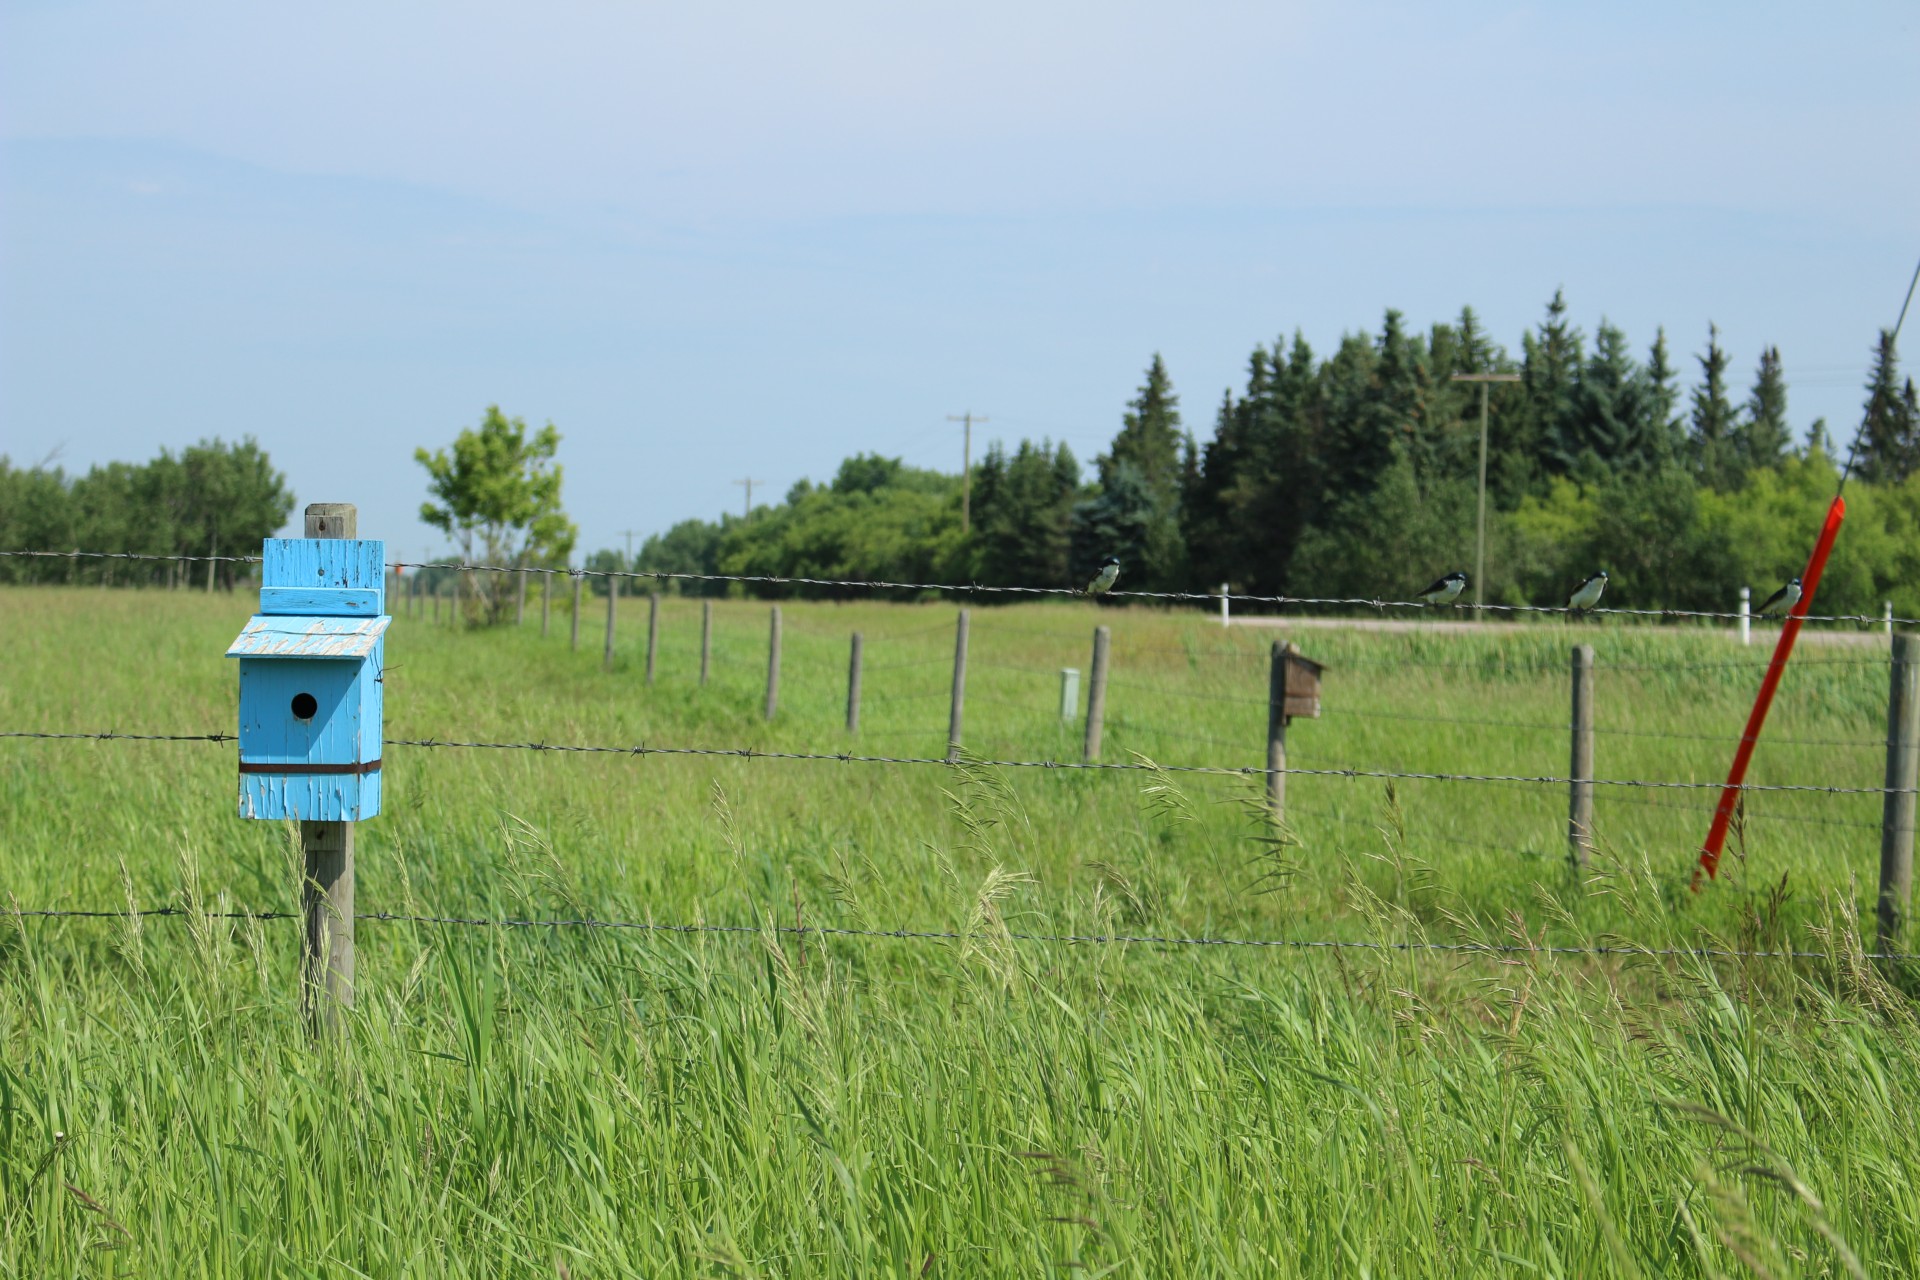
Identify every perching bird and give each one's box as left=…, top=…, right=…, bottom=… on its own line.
left=1416, top=571, right=1468, bottom=606
left=1756, top=577, right=1802, bottom=617
left=1566, top=570, right=1609, bottom=613
left=1085, top=556, right=1120, bottom=596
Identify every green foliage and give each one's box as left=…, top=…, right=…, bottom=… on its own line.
left=1097, top=355, right=1188, bottom=588
left=415, top=406, right=577, bottom=624
left=1690, top=324, right=1744, bottom=492
left=971, top=439, right=1080, bottom=589
left=1855, top=330, right=1920, bottom=484
left=0, top=438, right=292, bottom=586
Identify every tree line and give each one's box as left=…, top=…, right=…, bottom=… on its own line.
left=0, top=439, right=294, bottom=587
left=626, top=293, right=1920, bottom=618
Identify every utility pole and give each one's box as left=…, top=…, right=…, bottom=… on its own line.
left=733, top=478, right=761, bottom=522
left=1450, top=373, right=1521, bottom=608
left=947, top=412, right=989, bottom=534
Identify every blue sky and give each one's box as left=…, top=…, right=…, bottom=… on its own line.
left=2, top=1, right=1914, bottom=558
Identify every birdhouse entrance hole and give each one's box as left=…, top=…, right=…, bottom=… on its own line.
left=291, top=692, right=318, bottom=721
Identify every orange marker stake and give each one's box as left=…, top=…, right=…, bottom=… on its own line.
left=1695, top=495, right=1848, bottom=887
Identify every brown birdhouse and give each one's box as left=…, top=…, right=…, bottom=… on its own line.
left=1279, top=644, right=1323, bottom=723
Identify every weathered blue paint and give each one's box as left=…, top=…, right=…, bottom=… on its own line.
left=227, top=615, right=390, bottom=658
left=262, top=538, right=386, bottom=592
left=258, top=586, right=384, bottom=617
left=228, top=537, right=389, bottom=821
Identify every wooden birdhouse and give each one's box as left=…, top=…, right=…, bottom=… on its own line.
left=225, top=538, right=389, bottom=821
left=1278, top=643, right=1323, bottom=723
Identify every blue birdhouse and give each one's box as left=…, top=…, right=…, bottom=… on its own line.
left=225, top=538, right=390, bottom=821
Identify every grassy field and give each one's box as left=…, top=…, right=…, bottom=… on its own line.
left=4, top=584, right=1919, bottom=1276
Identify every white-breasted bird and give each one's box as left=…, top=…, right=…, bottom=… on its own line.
left=1085, top=556, right=1120, bottom=596
left=1416, top=571, right=1468, bottom=606
left=1756, top=577, right=1802, bottom=617
left=1566, top=570, right=1609, bottom=612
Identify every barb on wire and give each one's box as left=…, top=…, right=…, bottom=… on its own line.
left=0, top=730, right=236, bottom=744
left=0, top=905, right=1890, bottom=961
left=6, top=548, right=1914, bottom=627
left=9, top=727, right=1909, bottom=794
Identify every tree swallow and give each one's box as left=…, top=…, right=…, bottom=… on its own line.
left=1085, top=556, right=1120, bottom=596
left=1566, top=570, right=1608, bottom=613
left=1416, top=571, right=1468, bottom=606
left=1756, top=577, right=1802, bottom=617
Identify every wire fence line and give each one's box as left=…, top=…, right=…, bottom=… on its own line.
left=0, top=905, right=1893, bottom=962
left=4, top=547, right=1913, bottom=628
left=2, top=728, right=1910, bottom=794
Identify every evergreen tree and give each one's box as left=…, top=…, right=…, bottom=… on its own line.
left=1688, top=324, right=1743, bottom=491
left=1804, top=418, right=1834, bottom=459
left=973, top=439, right=1081, bottom=587
left=1855, top=329, right=1920, bottom=483
left=1521, top=289, right=1584, bottom=482
left=1095, top=355, right=1186, bottom=586
left=1737, top=345, right=1791, bottom=470
left=1558, top=320, right=1657, bottom=475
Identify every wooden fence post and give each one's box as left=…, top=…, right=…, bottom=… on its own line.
left=847, top=632, right=863, bottom=733
left=452, top=564, right=461, bottom=630
left=701, top=600, right=713, bottom=686
left=1266, top=642, right=1288, bottom=821
left=646, top=593, right=660, bottom=684
left=947, top=610, right=970, bottom=762
left=1880, top=632, right=1919, bottom=952
left=1569, top=644, right=1595, bottom=866
left=516, top=568, right=527, bottom=626
left=432, top=582, right=441, bottom=625
left=604, top=577, right=617, bottom=670
left=571, top=575, right=582, bottom=651
left=541, top=573, right=551, bottom=638
left=301, top=502, right=356, bottom=1033
left=1059, top=668, right=1080, bottom=720
left=765, top=606, right=782, bottom=720
left=1083, top=625, right=1110, bottom=762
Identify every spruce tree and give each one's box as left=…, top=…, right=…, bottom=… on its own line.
left=1522, top=289, right=1584, bottom=483
left=1688, top=324, right=1742, bottom=491
left=1094, top=355, right=1187, bottom=587
left=1561, top=320, right=1652, bottom=475
left=1738, top=345, right=1791, bottom=470
left=1855, top=330, right=1919, bottom=483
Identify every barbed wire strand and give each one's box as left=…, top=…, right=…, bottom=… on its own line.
left=0, top=905, right=1891, bottom=961
left=4, top=548, right=1912, bottom=627
left=2, top=729, right=1907, bottom=794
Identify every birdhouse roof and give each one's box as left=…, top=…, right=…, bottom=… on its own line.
left=225, top=614, right=391, bottom=660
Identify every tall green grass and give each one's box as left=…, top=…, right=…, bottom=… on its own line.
left=3, top=587, right=1917, bottom=1275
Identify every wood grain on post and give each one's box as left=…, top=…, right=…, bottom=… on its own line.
left=1880, top=633, right=1919, bottom=952
left=1569, top=645, right=1596, bottom=866
left=847, top=631, right=863, bottom=733
left=646, top=593, right=660, bottom=685
left=765, top=606, right=782, bottom=720
left=947, top=610, right=970, bottom=762
left=1266, top=642, right=1288, bottom=820
left=1083, top=625, right=1111, bottom=762
left=701, top=600, right=713, bottom=686
left=302, top=502, right=356, bottom=1033
left=604, top=577, right=617, bottom=670
left=571, top=575, right=582, bottom=651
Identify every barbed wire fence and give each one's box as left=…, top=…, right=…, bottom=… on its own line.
left=3, top=544, right=1915, bottom=968
left=1, top=547, right=1914, bottom=627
